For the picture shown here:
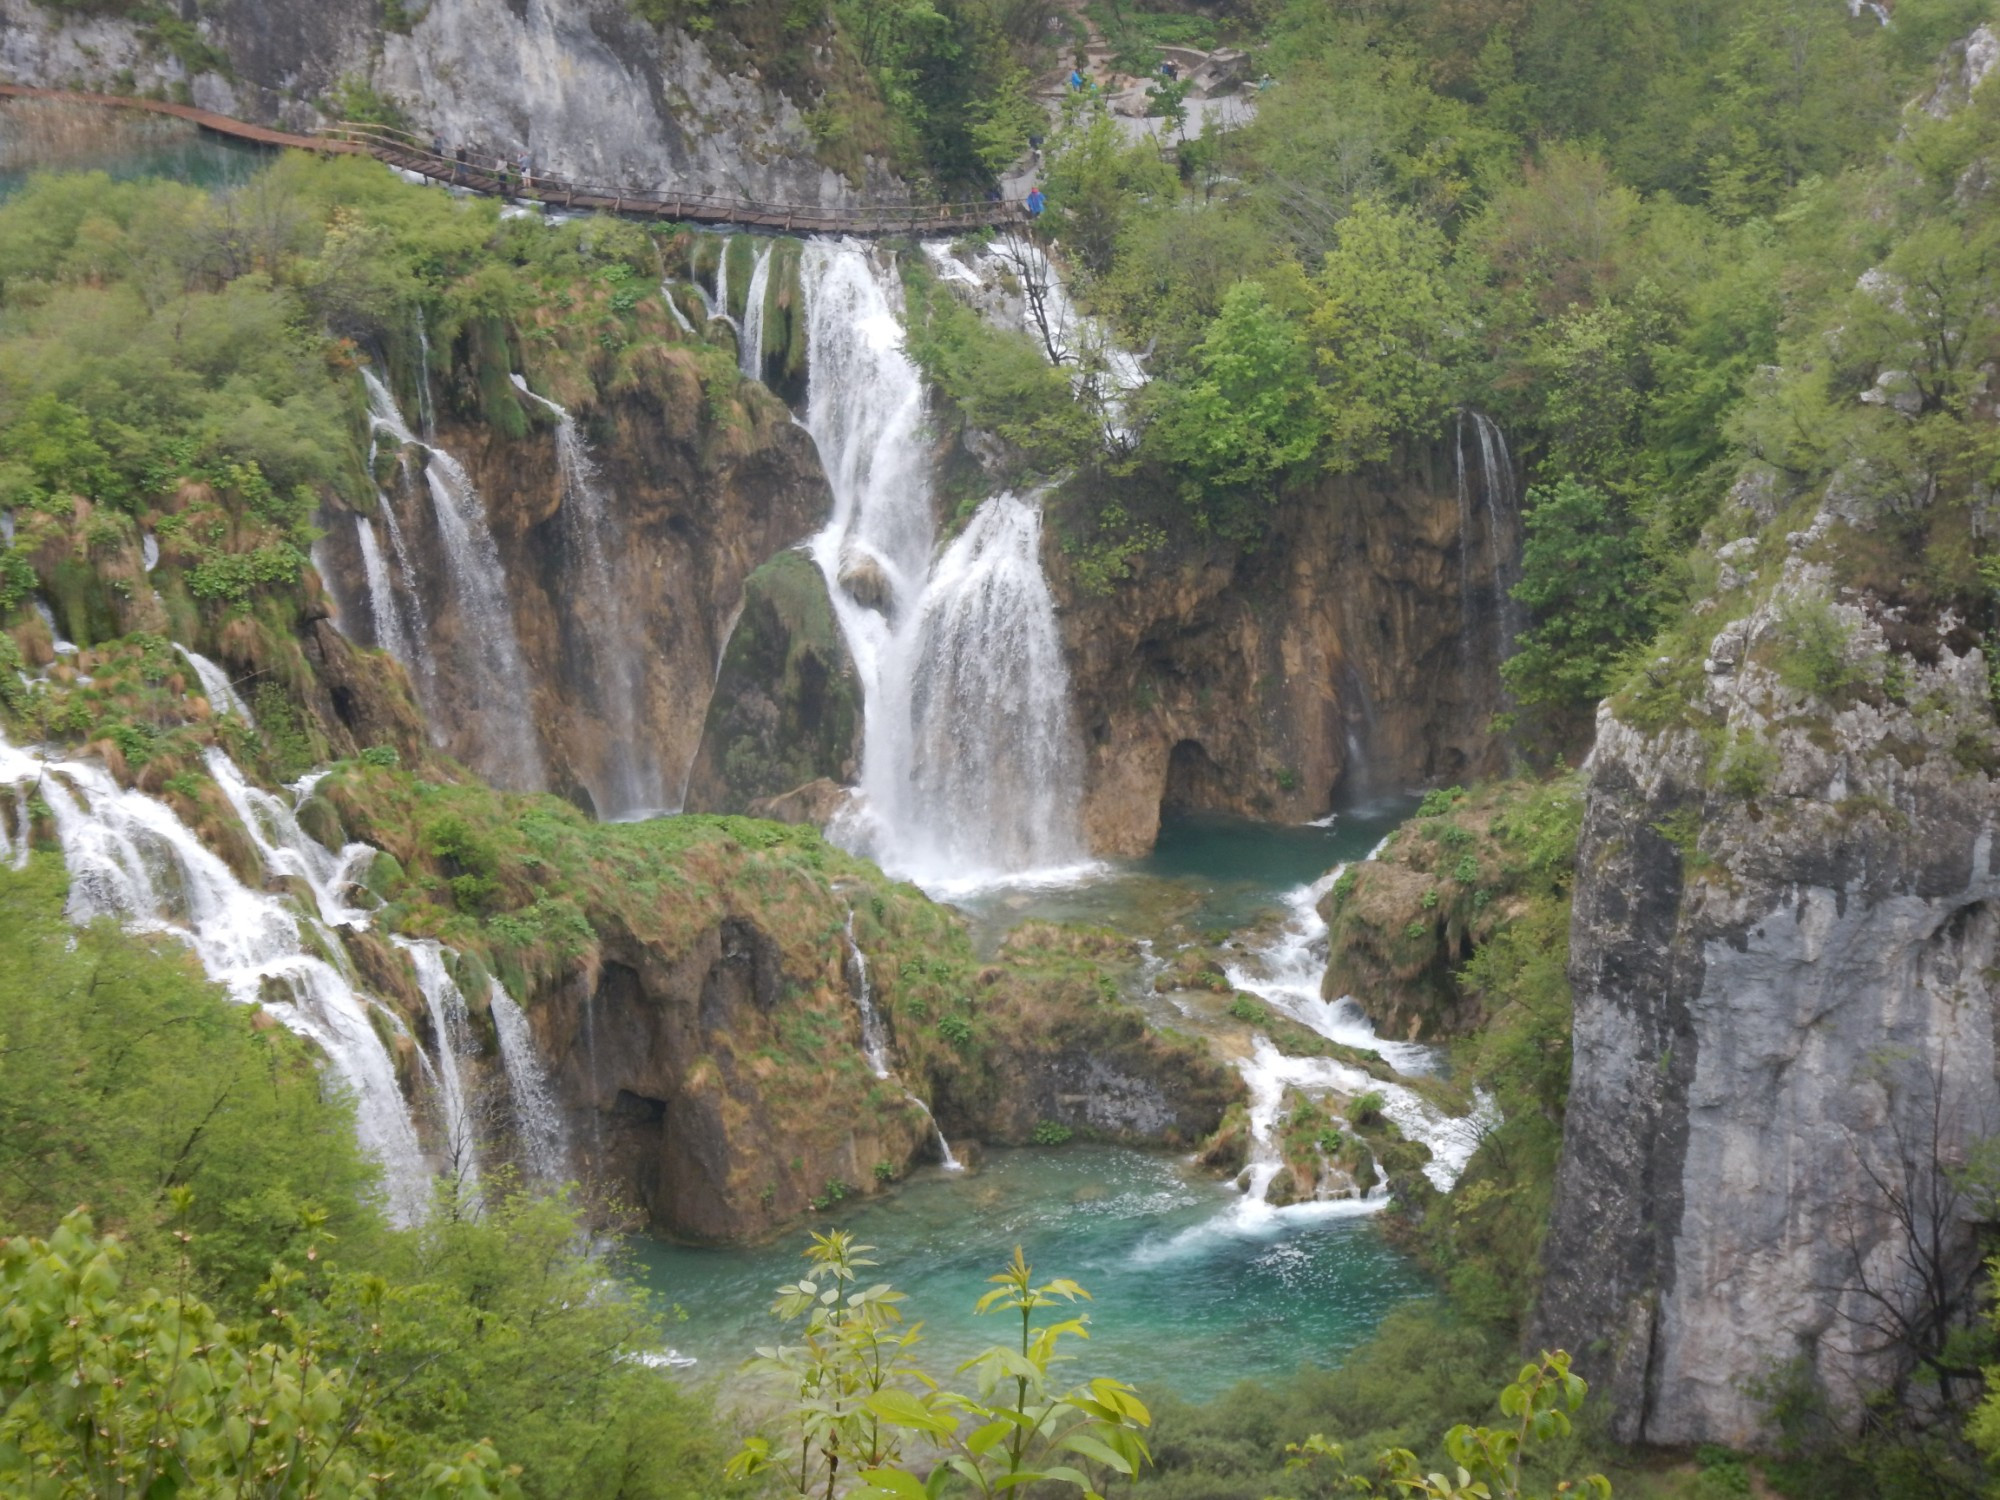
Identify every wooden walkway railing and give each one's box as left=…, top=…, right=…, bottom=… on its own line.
left=0, top=81, right=1026, bottom=235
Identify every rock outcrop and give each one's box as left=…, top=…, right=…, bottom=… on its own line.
left=1051, top=455, right=1512, bottom=856
left=682, top=549, right=863, bottom=814
left=1535, top=515, right=2000, bottom=1445
left=0, top=0, right=907, bottom=208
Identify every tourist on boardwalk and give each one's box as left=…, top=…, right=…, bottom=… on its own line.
left=452, top=143, right=467, bottom=183
left=1069, top=67, right=1085, bottom=91
left=1025, top=186, right=1046, bottom=218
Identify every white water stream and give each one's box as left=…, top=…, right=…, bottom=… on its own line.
left=738, top=240, right=775, bottom=380
left=175, top=645, right=253, bottom=722
left=362, top=369, right=543, bottom=791
left=1222, top=864, right=1497, bottom=1214
left=844, top=908, right=961, bottom=1169
left=490, top=983, right=570, bottom=1181
left=0, top=732, right=433, bottom=1223
left=400, top=939, right=484, bottom=1196
left=799, top=240, right=1090, bottom=892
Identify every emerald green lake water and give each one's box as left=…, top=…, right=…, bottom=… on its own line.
left=633, top=804, right=1432, bottom=1403
left=628, top=1145, right=1426, bottom=1403
left=0, top=102, right=270, bottom=202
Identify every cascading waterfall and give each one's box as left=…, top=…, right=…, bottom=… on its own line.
left=800, top=240, right=1088, bottom=890
left=400, top=939, right=484, bottom=1194
left=366, top=440, right=439, bottom=699
left=490, top=983, right=570, bottom=1181
left=0, top=732, right=433, bottom=1224
left=362, top=369, right=544, bottom=791
left=176, top=645, right=253, bottom=723
left=509, top=375, right=660, bottom=815
left=1222, top=862, right=1497, bottom=1208
left=843, top=909, right=961, bottom=1169
left=354, top=512, right=413, bottom=666
left=738, top=241, right=774, bottom=380
left=415, top=308, right=437, bottom=440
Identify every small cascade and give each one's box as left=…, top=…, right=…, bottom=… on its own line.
left=844, top=909, right=961, bottom=1170
left=141, top=533, right=159, bottom=572
left=801, top=242, right=1088, bottom=891
left=354, top=513, right=413, bottom=665
left=1221, top=861, right=1498, bottom=1206
left=34, top=600, right=77, bottom=654
left=1, top=784, right=30, bottom=870
left=175, top=645, right=253, bottom=722
left=738, top=240, right=775, bottom=380
left=400, top=939, right=484, bottom=1193
left=0, top=733, right=432, bottom=1223
left=660, top=280, right=696, bottom=335
left=363, top=369, right=543, bottom=791
left=205, top=752, right=373, bottom=927
left=509, top=375, right=660, bottom=816
left=490, top=982, right=570, bottom=1181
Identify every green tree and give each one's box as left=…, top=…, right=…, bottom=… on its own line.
left=1307, top=199, right=1468, bottom=469
left=1146, top=280, right=1324, bottom=526
left=1501, top=479, right=1657, bottom=709
left=0, top=1211, right=511, bottom=1499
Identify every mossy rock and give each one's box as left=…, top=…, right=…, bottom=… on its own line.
left=682, top=551, right=862, bottom=815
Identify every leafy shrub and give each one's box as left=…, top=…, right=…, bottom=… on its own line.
left=936, top=1014, right=974, bottom=1046
left=1770, top=593, right=1863, bottom=700
left=1227, top=994, right=1268, bottom=1023
left=1032, top=1120, right=1074, bottom=1146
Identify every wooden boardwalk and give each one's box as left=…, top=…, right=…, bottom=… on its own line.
left=0, top=81, right=1026, bottom=236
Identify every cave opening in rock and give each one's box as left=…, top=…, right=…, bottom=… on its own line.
left=1160, top=738, right=1230, bottom=821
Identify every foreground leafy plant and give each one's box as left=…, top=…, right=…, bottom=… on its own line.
left=729, top=1234, right=1152, bottom=1500
left=1280, top=1350, right=1610, bottom=1499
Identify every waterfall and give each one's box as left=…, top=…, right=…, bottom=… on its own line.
left=660, top=279, right=696, bottom=335
left=738, top=241, right=775, bottom=380
left=0, top=733, right=433, bottom=1224
left=175, top=645, right=253, bottom=723
left=509, top=375, right=661, bottom=817
left=490, top=983, right=570, bottom=1181
left=843, top=908, right=961, bottom=1170
left=362, top=369, right=544, bottom=791
left=708, top=238, right=735, bottom=329
left=800, top=240, right=1088, bottom=891
left=370, top=454, right=439, bottom=698
left=1466, top=412, right=1524, bottom=672
left=1218, top=857, right=1498, bottom=1210
left=400, top=939, right=483, bottom=1194
left=355, top=513, right=413, bottom=665
left=415, top=307, right=437, bottom=441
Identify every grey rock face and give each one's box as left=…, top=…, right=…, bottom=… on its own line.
left=1537, top=553, right=2000, bottom=1446
left=0, top=0, right=905, bottom=208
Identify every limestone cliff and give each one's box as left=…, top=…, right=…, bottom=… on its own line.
left=1050, top=457, right=1512, bottom=856
left=0, top=0, right=907, bottom=208
left=1535, top=497, right=2000, bottom=1445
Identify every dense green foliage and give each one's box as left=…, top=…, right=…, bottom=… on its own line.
left=0, top=859, right=749, bottom=1499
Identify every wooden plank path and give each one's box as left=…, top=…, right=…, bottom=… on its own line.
left=0, top=81, right=1027, bottom=236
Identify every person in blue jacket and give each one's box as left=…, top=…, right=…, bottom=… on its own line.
left=1025, top=187, right=1046, bottom=217
left=1069, top=67, right=1085, bottom=91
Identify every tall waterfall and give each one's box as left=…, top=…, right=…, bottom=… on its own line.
left=738, top=240, right=775, bottom=380
left=363, top=370, right=544, bottom=791
left=354, top=513, right=413, bottom=666
left=1457, top=411, right=1524, bottom=675
left=491, top=983, right=569, bottom=1181
left=400, top=939, right=483, bottom=1194
left=509, top=376, right=661, bottom=816
left=800, top=240, right=1087, bottom=890
left=0, top=733, right=433, bottom=1224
